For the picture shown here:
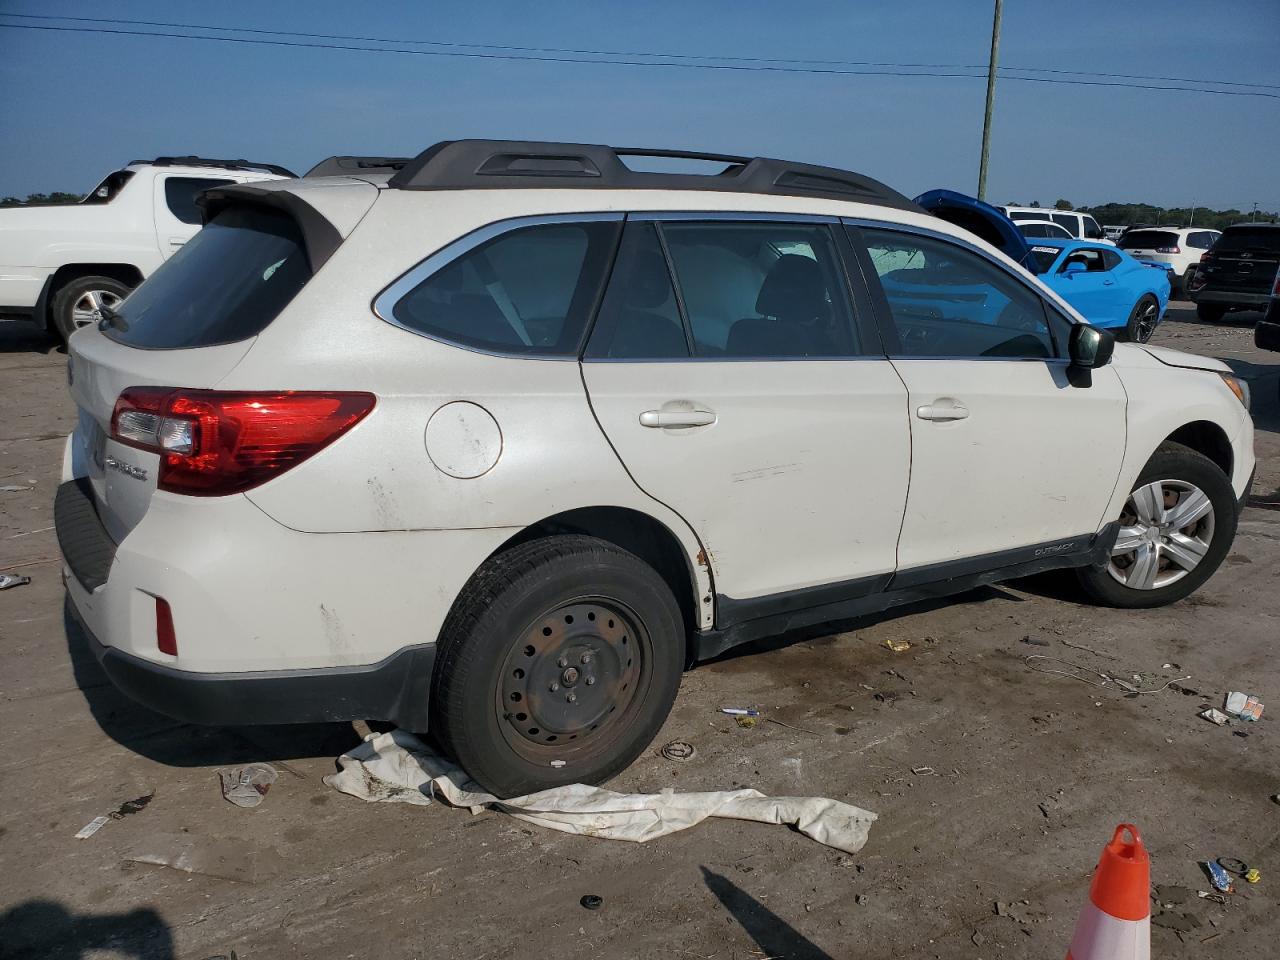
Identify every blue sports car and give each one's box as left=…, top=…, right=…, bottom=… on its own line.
left=914, top=191, right=1171, bottom=342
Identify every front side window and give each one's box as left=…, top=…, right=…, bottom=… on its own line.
left=1083, top=216, right=1104, bottom=240
left=1058, top=248, right=1110, bottom=273
left=660, top=221, right=860, bottom=358
left=861, top=228, right=1055, bottom=359
left=164, top=177, right=234, bottom=224
left=392, top=221, right=618, bottom=356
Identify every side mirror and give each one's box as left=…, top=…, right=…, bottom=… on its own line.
left=1067, top=324, right=1115, bottom=387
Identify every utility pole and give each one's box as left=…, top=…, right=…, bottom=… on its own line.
left=977, top=0, right=1004, bottom=201
left=1188, top=200, right=1196, bottom=227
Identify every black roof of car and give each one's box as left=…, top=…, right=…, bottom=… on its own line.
left=304, top=156, right=413, bottom=178
left=134, top=156, right=298, bottom=178
left=385, top=139, right=920, bottom=211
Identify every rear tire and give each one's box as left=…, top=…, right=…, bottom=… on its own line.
left=429, top=535, right=684, bottom=798
left=1076, top=443, right=1236, bottom=609
left=1123, top=294, right=1160, bottom=343
left=51, top=275, right=131, bottom=343
left=1196, top=303, right=1228, bottom=323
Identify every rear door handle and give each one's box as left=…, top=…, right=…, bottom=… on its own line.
left=916, top=399, right=969, bottom=422
left=639, top=409, right=716, bottom=428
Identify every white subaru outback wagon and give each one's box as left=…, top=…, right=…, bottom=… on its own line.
left=58, top=141, right=1255, bottom=797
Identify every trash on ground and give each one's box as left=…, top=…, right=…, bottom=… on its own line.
left=1197, top=890, right=1228, bottom=904
left=0, top=484, right=33, bottom=493
left=882, top=638, right=911, bottom=653
left=111, top=792, right=155, bottom=819
left=659, top=740, right=696, bottom=762
left=1204, top=860, right=1234, bottom=893
left=1224, top=691, right=1264, bottom=721
left=325, top=730, right=877, bottom=853
left=580, top=895, right=603, bottom=910
left=1199, top=708, right=1231, bottom=727
left=1021, top=635, right=1051, bottom=647
left=74, top=815, right=111, bottom=840
left=719, top=707, right=759, bottom=717
left=218, top=763, right=279, bottom=808
left=0, top=573, right=32, bottom=590
left=1245, top=868, right=1261, bottom=884
left=911, top=766, right=935, bottom=776
left=1025, top=655, right=1188, bottom=694
left=734, top=716, right=758, bottom=729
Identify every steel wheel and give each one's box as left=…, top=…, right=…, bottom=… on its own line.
left=497, top=598, right=650, bottom=760
left=70, top=288, right=122, bottom=330
left=1108, top=479, right=1215, bottom=590
left=1131, top=298, right=1159, bottom=343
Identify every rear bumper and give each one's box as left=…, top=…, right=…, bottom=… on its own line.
left=67, top=597, right=436, bottom=728
left=1189, top=289, right=1271, bottom=308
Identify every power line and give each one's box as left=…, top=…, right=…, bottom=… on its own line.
left=5, top=10, right=1279, bottom=92
left=2, top=20, right=1279, bottom=100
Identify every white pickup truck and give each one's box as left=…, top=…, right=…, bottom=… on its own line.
left=0, top=156, right=293, bottom=340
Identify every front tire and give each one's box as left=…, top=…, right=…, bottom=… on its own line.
left=1196, top=303, right=1228, bottom=323
left=1076, top=443, right=1236, bottom=609
left=1123, top=294, right=1160, bottom=343
left=429, top=535, right=684, bottom=798
left=51, top=275, right=131, bottom=342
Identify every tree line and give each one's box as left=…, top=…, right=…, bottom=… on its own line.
left=1008, top=199, right=1278, bottom=231
left=0, top=192, right=83, bottom=207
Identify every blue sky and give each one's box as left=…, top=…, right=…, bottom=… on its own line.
left=1, top=1, right=1277, bottom=210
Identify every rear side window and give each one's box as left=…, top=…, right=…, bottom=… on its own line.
left=1188, top=231, right=1218, bottom=249
left=1008, top=211, right=1040, bottom=222
left=1051, top=213, right=1078, bottom=234
left=107, top=207, right=310, bottom=348
left=1118, top=230, right=1178, bottom=249
left=392, top=221, right=618, bottom=356
left=661, top=221, right=860, bottom=358
left=1214, top=227, right=1280, bottom=254
left=164, top=177, right=234, bottom=224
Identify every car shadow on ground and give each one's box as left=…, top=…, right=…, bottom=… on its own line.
left=0, top=319, right=62, bottom=354
left=701, top=866, right=833, bottom=960
left=1161, top=304, right=1266, bottom=330
left=0, top=899, right=174, bottom=960
left=63, top=600, right=362, bottom=768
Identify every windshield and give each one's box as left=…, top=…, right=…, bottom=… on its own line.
left=106, top=206, right=311, bottom=348
left=1214, top=227, right=1280, bottom=254
left=1028, top=246, right=1061, bottom=274
left=1118, top=230, right=1178, bottom=249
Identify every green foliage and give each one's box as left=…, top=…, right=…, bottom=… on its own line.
left=1075, top=202, right=1278, bottom=231
left=0, top=192, right=82, bottom=207
left=1053, top=198, right=1073, bottom=210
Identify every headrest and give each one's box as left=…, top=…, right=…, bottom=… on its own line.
left=755, top=254, right=827, bottom=320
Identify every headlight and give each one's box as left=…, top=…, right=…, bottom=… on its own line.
left=1219, top=373, right=1251, bottom=411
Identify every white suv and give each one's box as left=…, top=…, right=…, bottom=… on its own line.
left=1001, top=206, right=1110, bottom=243
left=0, top=156, right=292, bottom=340
left=57, top=141, right=1256, bottom=797
left=1117, top=227, right=1221, bottom=295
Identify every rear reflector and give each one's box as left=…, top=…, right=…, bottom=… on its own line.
left=156, top=597, right=177, bottom=656
left=111, top=389, right=375, bottom=496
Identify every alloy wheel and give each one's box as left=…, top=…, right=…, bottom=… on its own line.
left=1133, top=299, right=1158, bottom=343
left=70, top=289, right=122, bottom=329
left=1107, top=479, right=1215, bottom=589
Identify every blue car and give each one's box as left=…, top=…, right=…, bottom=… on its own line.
left=915, top=190, right=1171, bottom=342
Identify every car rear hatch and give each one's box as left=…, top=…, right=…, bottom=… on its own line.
left=61, top=182, right=372, bottom=559
left=1117, top=229, right=1180, bottom=262
left=913, top=189, right=1037, bottom=271
left=1197, top=226, right=1280, bottom=295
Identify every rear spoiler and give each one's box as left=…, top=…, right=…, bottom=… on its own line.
left=197, top=184, right=344, bottom=271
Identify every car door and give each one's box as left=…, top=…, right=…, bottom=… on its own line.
left=581, top=215, right=911, bottom=610
left=1055, top=247, right=1122, bottom=326
left=152, top=175, right=234, bottom=260
left=847, top=222, right=1126, bottom=572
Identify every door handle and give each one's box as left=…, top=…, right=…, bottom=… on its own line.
left=168, top=237, right=186, bottom=246
left=916, top=399, right=969, bottom=422
left=639, top=408, right=716, bottom=429
left=1103, top=279, right=1115, bottom=286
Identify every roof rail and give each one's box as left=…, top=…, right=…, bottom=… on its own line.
left=304, top=156, right=412, bottom=178
left=386, top=140, right=917, bottom=210
left=133, top=156, right=298, bottom=178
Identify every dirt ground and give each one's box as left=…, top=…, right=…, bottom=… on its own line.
left=1, top=302, right=1277, bottom=960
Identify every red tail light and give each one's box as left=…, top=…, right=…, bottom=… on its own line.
left=111, top=388, right=375, bottom=496
left=156, top=597, right=178, bottom=656
left=1154, top=246, right=1180, bottom=254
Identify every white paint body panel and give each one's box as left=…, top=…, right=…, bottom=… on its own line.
left=59, top=182, right=1255, bottom=678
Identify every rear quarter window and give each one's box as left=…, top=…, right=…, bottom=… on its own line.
left=106, top=206, right=311, bottom=348
left=164, top=177, right=234, bottom=224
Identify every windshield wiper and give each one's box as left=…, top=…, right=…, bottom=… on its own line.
left=97, top=303, right=127, bottom=332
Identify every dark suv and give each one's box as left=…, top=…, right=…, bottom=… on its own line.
left=1189, top=223, right=1280, bottom=322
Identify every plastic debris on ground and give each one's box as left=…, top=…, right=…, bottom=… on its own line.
left=325, top=730, right=877, bottom=853
left=72, top=792, right=154, bottom=839
left=0, top=484, right=34, bottom=493
left=74, top=816, right=111, bottom=840
left=1224, top=691, right=1264, bottom=721
left=218, top=763, right=279, bottom=807
left=1199, top=708, right=1230, bottom=727
left=882, top=638, right=911, bottom=653
left=1204, top=860, right=1234, bottom=893
left=719, top=707, right=759, bottom=717
left=0, top=573, right=32, bottom=590
left=659, top=740, right=696, bottom=762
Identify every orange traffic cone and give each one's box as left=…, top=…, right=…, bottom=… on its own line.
left=1067, top=824, right=1150, bottom=960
